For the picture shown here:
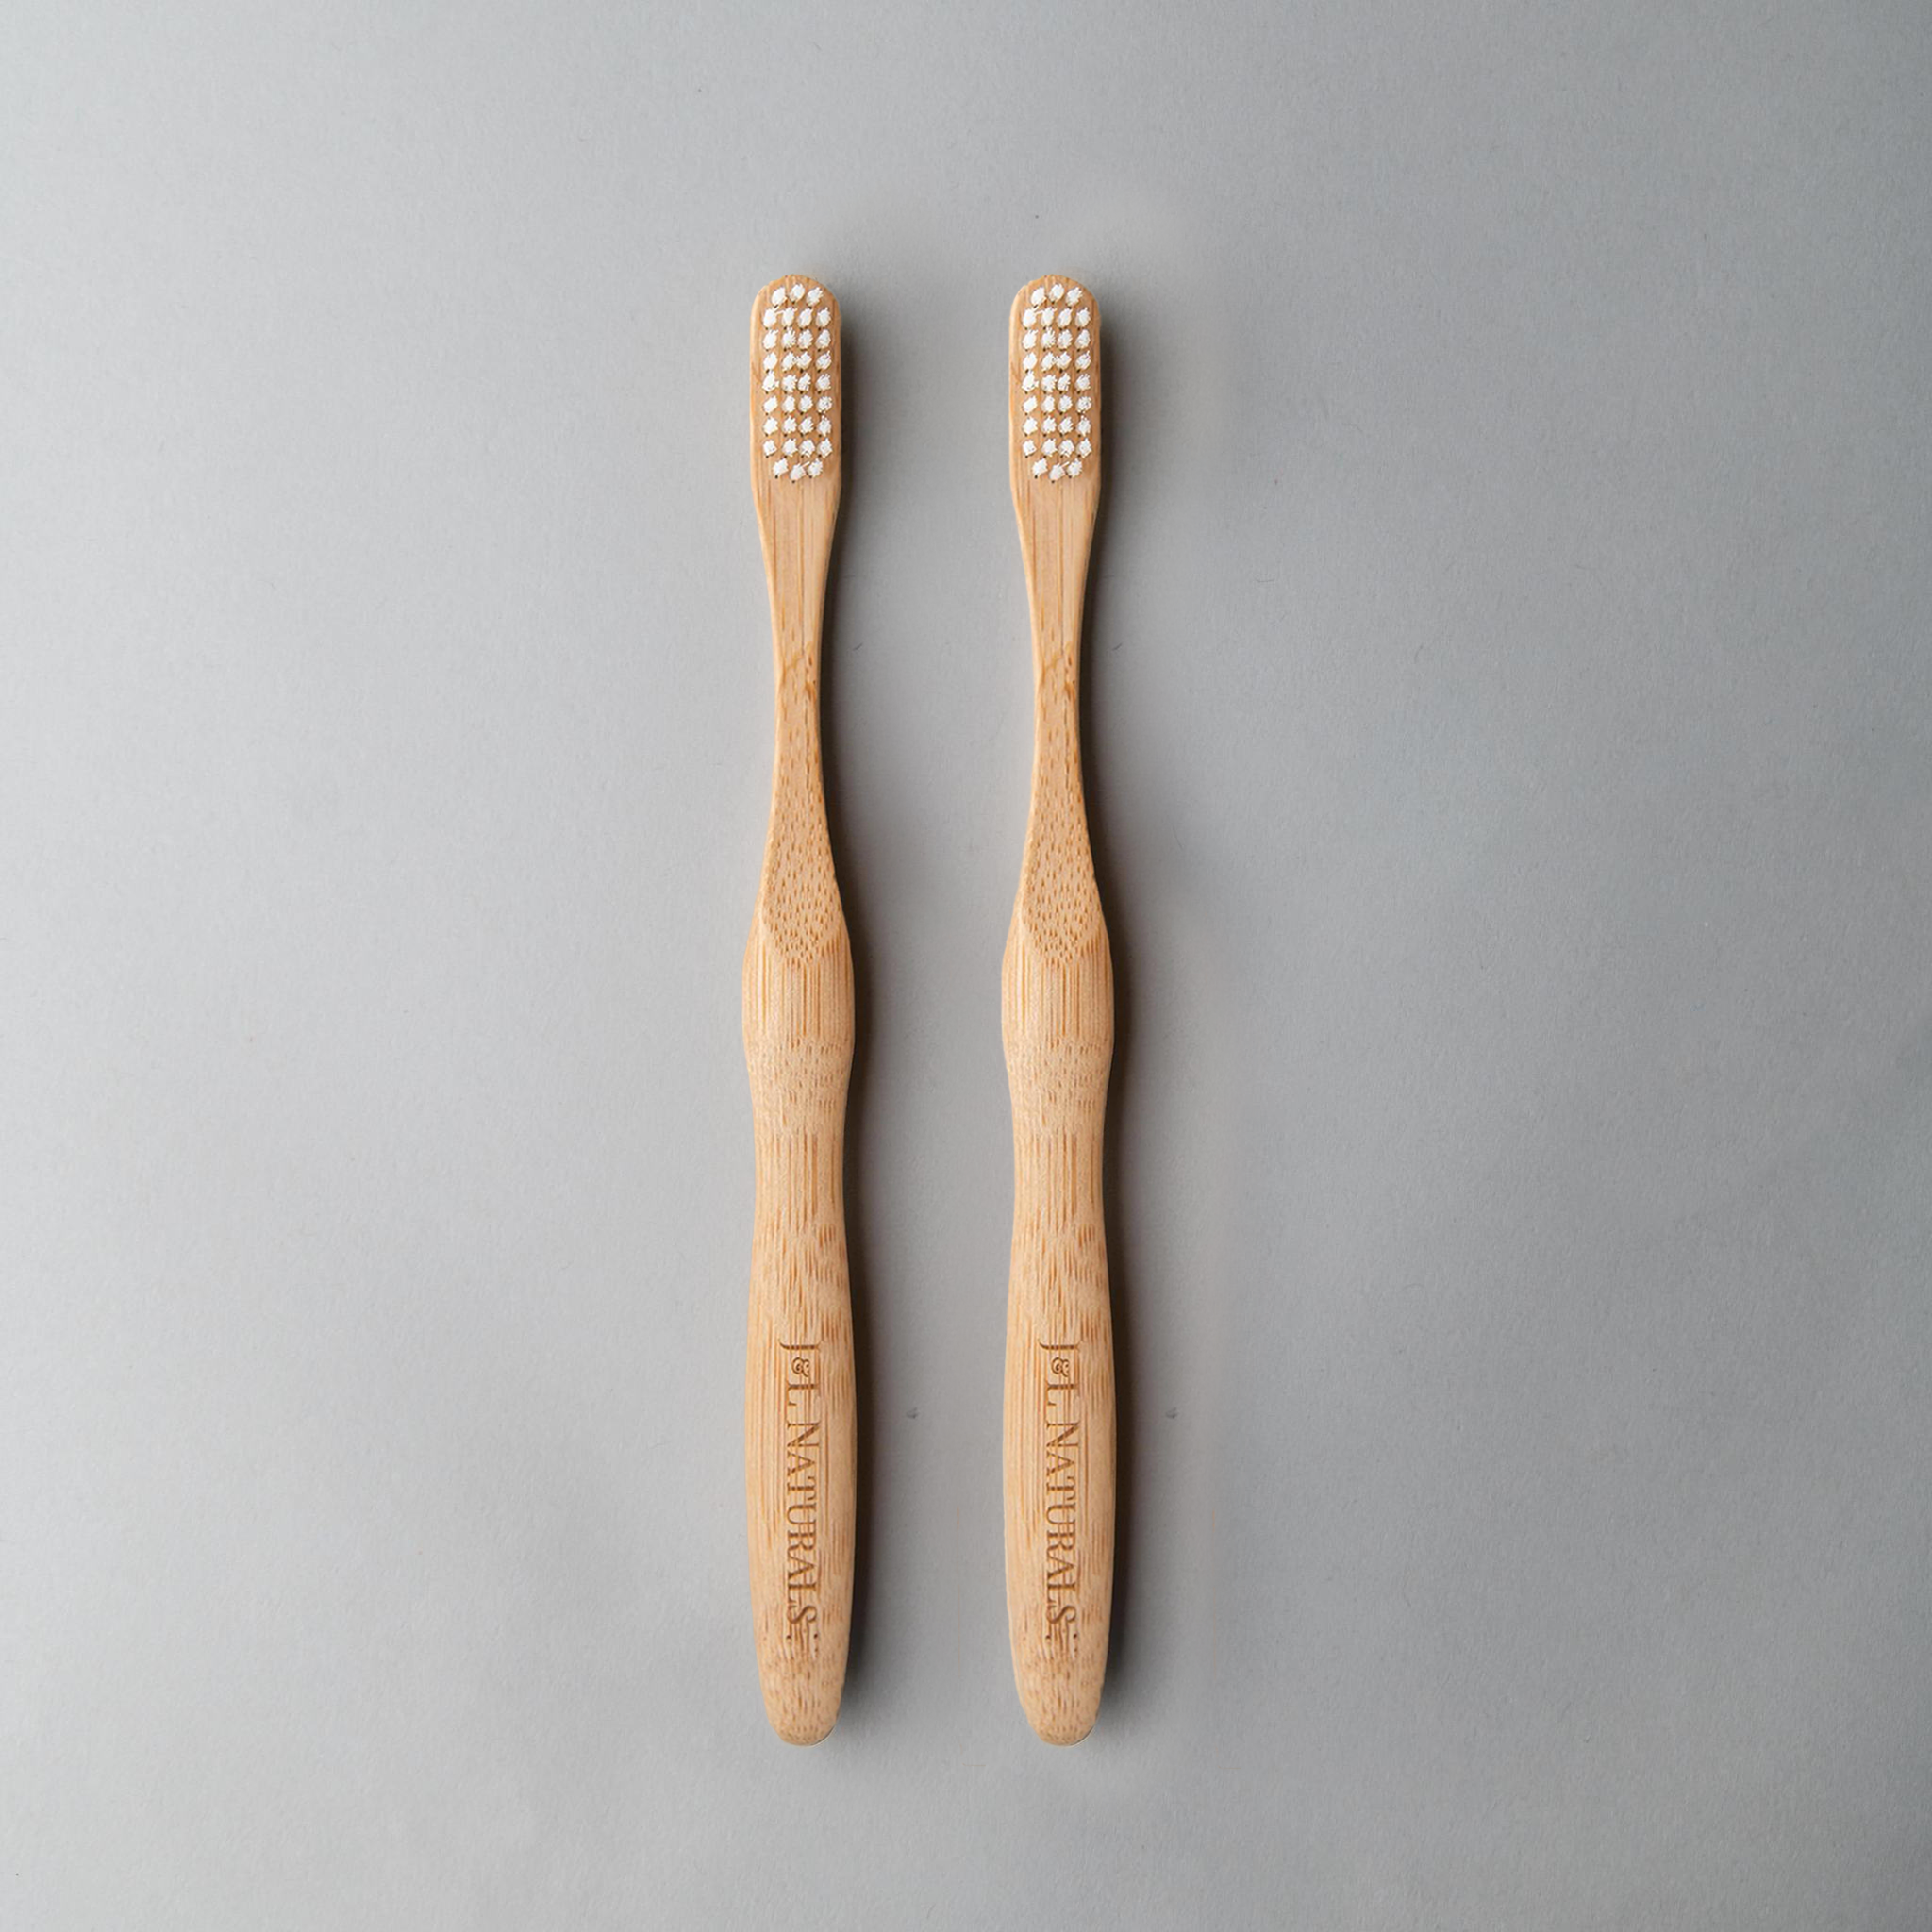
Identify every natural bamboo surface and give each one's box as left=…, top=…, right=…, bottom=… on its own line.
left=742, top=276, right=855, bottom=1745
left=1001, top=276, right=1115, bottom=1744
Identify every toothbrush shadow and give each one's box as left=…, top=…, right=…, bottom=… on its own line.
left=1082, top=308, right=1147, bottom=1726
left=817, top=316, right=882, bottom=1721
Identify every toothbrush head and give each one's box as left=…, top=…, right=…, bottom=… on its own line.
left=752, top=276, right=841, bottom=494
left=1010, top=276, right=1098, bottom=496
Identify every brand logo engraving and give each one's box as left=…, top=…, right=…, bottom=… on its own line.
left=781, top=1342, right=821, bottom=1656
left=1042, top=1341, right=1080, bottom=1652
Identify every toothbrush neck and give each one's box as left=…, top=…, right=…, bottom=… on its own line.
left=1026, top=621, right=1089, bottom=860
left=774, top=614, right=823, bottom=704
left=1019, top=495, right=1095, bottom=713
left=765, top=550, right=831, bottom=817
left=1031, top=622, right=1083, bottom=724
left=771, top=619, right=824, bottom=799
left=766, top=529, right=831, bottom=728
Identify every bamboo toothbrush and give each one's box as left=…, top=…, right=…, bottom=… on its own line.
left=742, top=275, right=854, bottom=1744
left=1002, top=276, right=1114, bottom=1743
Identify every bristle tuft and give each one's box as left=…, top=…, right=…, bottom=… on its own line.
left=1015, top=278, right=1093, bottom=485
left=757, top=278, right=836, bottom=483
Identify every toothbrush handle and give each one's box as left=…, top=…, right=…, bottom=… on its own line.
left=1002, top=923, right=1116, bottom=1743
left=743, top=924, right=856, bottom=1745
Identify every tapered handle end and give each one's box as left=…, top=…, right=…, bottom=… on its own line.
left=747, top=1263, right=856, bottom=1745
left=1004, top=1290, right=1115, bottom=1743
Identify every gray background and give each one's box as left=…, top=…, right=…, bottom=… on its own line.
left=4, top=2, right=1929, bottom=1926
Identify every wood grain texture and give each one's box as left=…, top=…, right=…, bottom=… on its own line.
left=1002, top=276, right=1115, bottom=1744
left=743, top=276, right=854, bottom=1744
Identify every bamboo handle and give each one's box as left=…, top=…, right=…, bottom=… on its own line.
left=743, top=919, right=855, bottom=1743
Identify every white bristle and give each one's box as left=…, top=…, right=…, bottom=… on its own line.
left=1016, top=279, right=1093, bottom=484
left=759, top=279, right=834, bottom=483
